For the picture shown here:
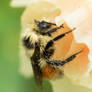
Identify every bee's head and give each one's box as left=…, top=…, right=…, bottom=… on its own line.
left=34, top=20, right=56, bottom=36
left=34, top=20, right=52, bottom=29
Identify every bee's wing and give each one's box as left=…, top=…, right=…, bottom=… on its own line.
left=31, top=42, right=43, bottom=89
left=19, top=37, right=43, bottom=89
left=19, top=43, right=43, bottom=88
left=31, top=58, right=43, bottom=89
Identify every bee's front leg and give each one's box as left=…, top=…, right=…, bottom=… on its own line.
left=43, top=28, right=75, bottom=59
left=46, top=50, right=83, bottom=66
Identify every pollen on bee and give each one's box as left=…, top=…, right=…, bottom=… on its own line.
left=42, top=65, right=57, bottom=79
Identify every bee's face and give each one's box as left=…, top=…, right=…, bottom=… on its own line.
left=34, top=20, right=56, bottom=36
left=35, top=20, right=52, bottom=30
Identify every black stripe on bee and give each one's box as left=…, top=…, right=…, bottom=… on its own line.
left=23, top=37, right=35, bottom=49
left=43, top=48, right=54, bottom=59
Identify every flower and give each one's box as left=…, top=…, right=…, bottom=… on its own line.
left=11, top=0, right=92, bottom=91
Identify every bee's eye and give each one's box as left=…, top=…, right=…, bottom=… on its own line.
left=38, top=21, right=51, bottom=29
left=35, top=20, right=51, bottom=30
left=34, top=20, right=57, bottom=36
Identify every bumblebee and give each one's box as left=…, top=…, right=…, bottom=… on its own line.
left=21, top=20, right=83, bottom=89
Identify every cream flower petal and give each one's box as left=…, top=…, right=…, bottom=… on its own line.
left=10, top=0, right=41, bottom=7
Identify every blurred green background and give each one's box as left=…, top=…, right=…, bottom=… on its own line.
left=0, top=0, right=52, bottom=92
left=1, top=0, right=92, bottom=92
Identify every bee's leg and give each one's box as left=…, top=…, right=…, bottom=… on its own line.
left=53, top=28, right=75, bottom=41
left=43, top=28, right=75, bottom=59
left=47, top=24, right=64, bottom=35
left=44, top=28, right=75, bottom=51
left=46, top=50, right=83, bottom=66
left=23, top=36, right=35, bottom=49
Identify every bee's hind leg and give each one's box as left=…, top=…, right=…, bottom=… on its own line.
left=46, top=50, right=83, bottom=66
